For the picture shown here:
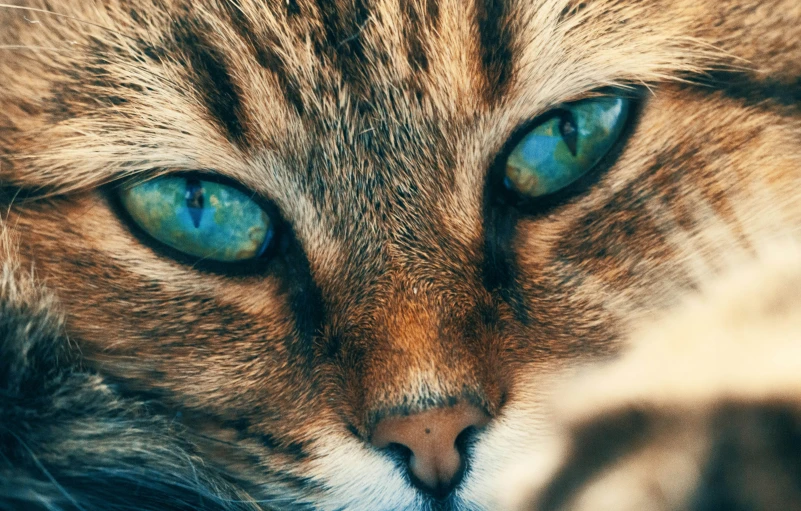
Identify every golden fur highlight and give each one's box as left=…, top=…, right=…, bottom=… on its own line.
left=1, top=1, right=801, bottom=510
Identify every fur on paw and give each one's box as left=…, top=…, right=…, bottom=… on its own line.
left=502, top=242, right=801, bottom=511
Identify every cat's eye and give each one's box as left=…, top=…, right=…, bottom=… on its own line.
left=118, top=176, right=274, bottom=262
left=504, top=96, right=630, bottom=198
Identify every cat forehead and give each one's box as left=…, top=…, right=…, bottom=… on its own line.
left=2, top=0, right=714, bottom=277
left=3, top=0, right=706, bottom=188
left=125, top=0, right=519, bottom=181
left=137, top=0, right=688, bottom=156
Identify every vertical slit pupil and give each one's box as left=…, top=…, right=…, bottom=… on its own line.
left=559, top=111, right=579, bottom=156
left=185, top=178, right=205, bottom=228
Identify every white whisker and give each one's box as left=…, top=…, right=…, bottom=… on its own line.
left=0, top=44, right=74, bottom=52
left=0, top=3, right=138, bottom=41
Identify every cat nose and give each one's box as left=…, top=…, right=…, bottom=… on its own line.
left=370, top=403, right=491, bottom=496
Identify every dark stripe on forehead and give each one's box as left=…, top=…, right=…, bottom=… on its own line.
left=402, top=1, right=440, bottom=73
left=313, top=0, right=372, bottom=95
left=221, top=1, right=306, bottom=116
left=475, top=0, right=514, bottom=104
left=172, top=21, right=249, bottom=144
left=699, top=71, right=801, bottom=113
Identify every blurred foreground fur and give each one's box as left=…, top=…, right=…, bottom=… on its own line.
left=502, top=241, right=801, bottom=511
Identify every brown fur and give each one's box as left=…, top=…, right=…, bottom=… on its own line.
left=503, top=242, right=801, bottom=510
left=1, top=0, right=801, bottom=509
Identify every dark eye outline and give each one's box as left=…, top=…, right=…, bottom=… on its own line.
left=489, top=90, right=643, bottom=217
left=108, top=171, right=290, bottom=276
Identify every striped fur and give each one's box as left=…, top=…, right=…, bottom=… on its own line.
left=502, top=241, right=801, bottom=511
left=1, top=0, right=801, bottom=509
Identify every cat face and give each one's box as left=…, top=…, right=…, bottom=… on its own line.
left=3, top=0, right=801, bottom=509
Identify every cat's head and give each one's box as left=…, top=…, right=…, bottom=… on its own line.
left=2, top=0, right=801, bottom=509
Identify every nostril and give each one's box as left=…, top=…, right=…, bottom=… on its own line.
left=378, top=434, right=467, bottom=499
left=383, top=442, right=413, bottom=464
left=410, top=453, right=466, bottom=500
left=455, top=425, right=481, bottom=455
left=370, top=403, right=491, bottom=498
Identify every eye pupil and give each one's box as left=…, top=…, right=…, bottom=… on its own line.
left=558, top=112, right=579, bottom=156
left=185, top=178, right=205, bottom=228
left=119, top=176, right=275, bottom=263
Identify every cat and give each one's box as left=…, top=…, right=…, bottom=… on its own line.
left=1, top=0, right=801, bottom=510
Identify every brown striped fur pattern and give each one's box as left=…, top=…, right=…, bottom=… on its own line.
left=501, top=242, right=801, bottom=511
left=1, top=0, right=801, bottom=509
left=0, top=235, right=258, bottom=511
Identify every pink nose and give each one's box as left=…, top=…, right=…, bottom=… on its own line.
left=370, top=403, right=491, bottom=495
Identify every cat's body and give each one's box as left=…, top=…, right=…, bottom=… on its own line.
left=1, top=0, right=801, bottom=510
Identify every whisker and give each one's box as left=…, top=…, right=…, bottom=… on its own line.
left=0, top=3, right=138, bottom=42
left=2, top=427, right=90, bottom=511
left=0, top=44, right=75, bottom=52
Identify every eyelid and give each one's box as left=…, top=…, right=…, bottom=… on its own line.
left=116, top=170, right=272, bottom=212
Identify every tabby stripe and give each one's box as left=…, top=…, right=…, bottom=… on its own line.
left=172, top=21, right=249, bottom=144
left=258, top=433, right=310, bottom=460
left=221, top=1, right=305, bottom=116
left=401, top=1, right=440, bottom=73
left=691, top=405, right=801, bottom=510
left=313, top=0, right=372, bottom=97
left=221, top=418, right=312, bottom=460
left=699, top=71, right=801, bottom=111
left=286, top=0, right=302, bottom=17
left=474, top=0, right=514, bottom=104
left=481, top=195, right=530, bottom=324
left=537, top=409, right=649, bottom=511
left=281, top=229, right=325, bottom=382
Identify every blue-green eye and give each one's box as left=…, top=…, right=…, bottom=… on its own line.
left=504, top=96, right=630, bottom=198
left=119, top=177, right=274, bottom=262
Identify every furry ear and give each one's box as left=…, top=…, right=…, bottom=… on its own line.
left=0, top=253, right=263, bottom=511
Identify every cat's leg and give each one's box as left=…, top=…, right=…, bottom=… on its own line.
left=502, top=242, right=801, bottom=511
